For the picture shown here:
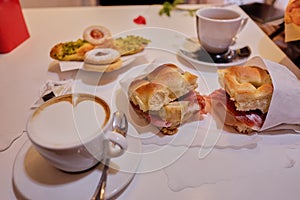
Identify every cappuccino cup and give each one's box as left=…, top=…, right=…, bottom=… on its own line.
left=26, top=93, right=127, bottom=172
left=196, top=7, right=248, bottom=54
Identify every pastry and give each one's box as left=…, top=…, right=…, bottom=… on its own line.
left=84, top=48, right=120, bottom=65
left=83, top=25, right=112, bottom=45
left=50, top=39, right=95, bottom=61
left=113, top=35, right=151, bottom=56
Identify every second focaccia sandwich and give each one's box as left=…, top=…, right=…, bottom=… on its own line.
left=128, top=63, right=207, bottom=135
left=50, top=39, right=95, bottom=61
left=113, top=35, right=151, bottom=56
left=208, top=65, right=273, bottom=133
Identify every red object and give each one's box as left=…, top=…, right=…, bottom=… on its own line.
left=133, top=15, right=146, bottom=25
left=0, top=0, right=30, bottom=53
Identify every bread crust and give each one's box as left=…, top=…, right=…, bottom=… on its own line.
left=50, top=39, right=95, bottom=61
left=146, top=64, right=198, bottom=101
left=82, top=58, right=122, bottom=72
left=113, top=35, right=151, bottom=56
left=129, top=63, right=198, bottom=112
left=130, top=81, right=170, bottom=112
left=218, top=66, right=273, bottom=113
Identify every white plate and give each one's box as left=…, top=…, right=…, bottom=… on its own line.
left=110, top=61, right=270, bottom=172
left=12, top=124, right=142, bottom=200
left=179, top=38, right=251, bottom=68
left=59, top=52, right=143, bottom=72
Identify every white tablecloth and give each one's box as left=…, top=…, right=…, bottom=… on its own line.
left=1, top=4, right=300, bottom=200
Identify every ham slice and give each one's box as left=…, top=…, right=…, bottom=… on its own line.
left=209, top=89, right=266, bottom=132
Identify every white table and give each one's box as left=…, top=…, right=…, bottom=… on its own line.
left=1, top=4, right=300, bottom=200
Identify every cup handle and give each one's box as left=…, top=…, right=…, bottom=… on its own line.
left=237, top=17, right=248, bottom=34
left=105, top=131, right=127, bottom=158
left=230, top=17, right=248, bottom=46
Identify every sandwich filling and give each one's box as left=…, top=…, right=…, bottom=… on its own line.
left=209, top=89, right=266, bottom=132
left=209, top=66, right=273, bottom=133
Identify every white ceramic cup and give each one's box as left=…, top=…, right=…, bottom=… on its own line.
left=196, top=7, right=248, bottom=54
left=26, top=93, right=127, bottom=172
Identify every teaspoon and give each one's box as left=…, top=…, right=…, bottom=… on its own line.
left=180, top=46, right=251, bottom=64
left=91, top=111, right=128, bottom=200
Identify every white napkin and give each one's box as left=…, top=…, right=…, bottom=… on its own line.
left=0, top=80, right=73, bottom=152
left=59, top=61, right=83, bottom=72
left=31, top=79, right=73, bottom=109
left=163, top=144, right=295, bottom=192
left=59, top=53, right=144, bottom=72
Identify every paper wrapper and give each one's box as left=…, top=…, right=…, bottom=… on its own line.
left=31, top=79, right=73, bottom=109
left=245, top=56, right=300, bottom=132
left=285, top=0, right=300, bottom=42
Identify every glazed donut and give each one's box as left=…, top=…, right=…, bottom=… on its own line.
left=84, top=48, right=120, bottom=65
left=218, top=66, right=273, bottom=113
left=83, top=25, right=112, bottom=45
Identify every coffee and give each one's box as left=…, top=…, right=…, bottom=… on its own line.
left=29, top=94, right=110, bottom=148
left=26, top=93, right=127, bottom=172
left=200, top=9, right=240, bottom=20
left=196, top=7, right=248, bottom=54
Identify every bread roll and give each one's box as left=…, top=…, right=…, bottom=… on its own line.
left=146, top=63, right=198, bottom=100
left=208, top=66, right=273, bottom=134
left=218, top=66, right=273, bottom=113
left=158, top=101, right=190, bottom=125
left=129, top=81, right=171, bottom=112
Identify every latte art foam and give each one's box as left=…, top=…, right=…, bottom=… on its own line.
left=29, top=95, right=109, bottom=148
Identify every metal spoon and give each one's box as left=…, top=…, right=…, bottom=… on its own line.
left=211, top=46, right=251, bottom=63
left=91, top=111, right=128, bottom=200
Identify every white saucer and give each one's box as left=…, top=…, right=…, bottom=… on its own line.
left=12, top=124, right=142, bottom=200
left=179, top=38, right=251, bottom=68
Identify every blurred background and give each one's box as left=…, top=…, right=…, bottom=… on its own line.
left=19, top=0, right=288, bottom=9
left=18, top=0, right=299, bottom=67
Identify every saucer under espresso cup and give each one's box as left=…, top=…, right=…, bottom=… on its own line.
left=196, top=7, right=248, bottom=54
left=26, top=93, right=128, bottom=172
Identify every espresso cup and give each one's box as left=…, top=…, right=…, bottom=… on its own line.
left=196, top=7, right=248, bottom=54
left=26, top=93, right=127, bottom=172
